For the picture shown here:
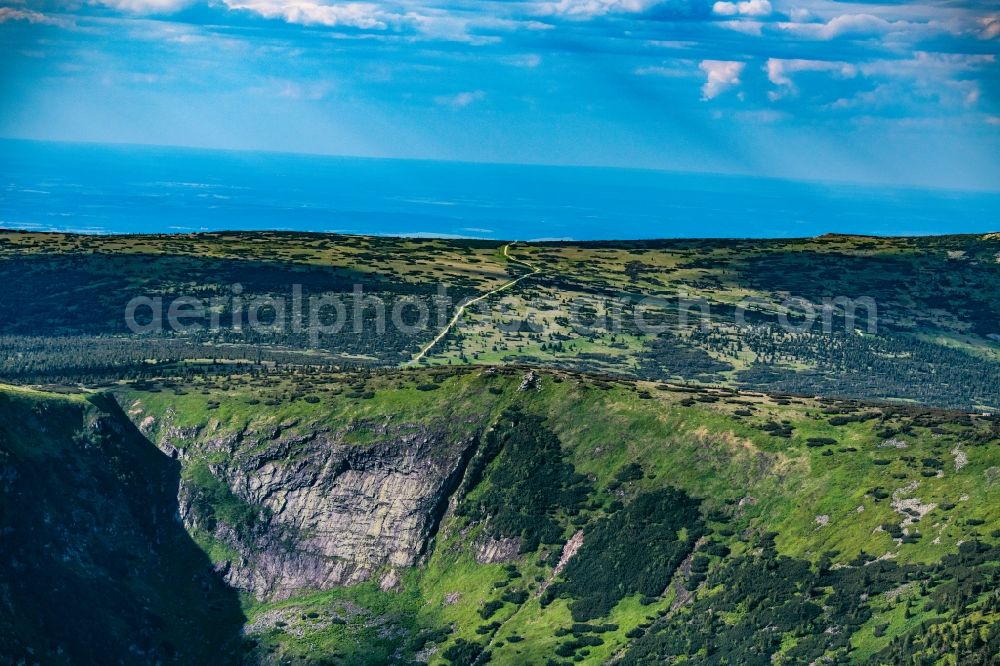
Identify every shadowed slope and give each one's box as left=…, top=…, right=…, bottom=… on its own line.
left=0, top=389, right=246, bottom=664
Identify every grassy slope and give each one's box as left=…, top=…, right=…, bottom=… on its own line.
left=114, top=366, right=1000, bottom=664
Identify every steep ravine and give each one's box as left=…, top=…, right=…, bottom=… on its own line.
left=125, top=396, right=488, bottom=601
left=0, top=390, right=245, bottom=665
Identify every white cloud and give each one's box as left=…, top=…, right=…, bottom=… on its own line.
left=252, top=78, right=333, bottom=100
left=435, top=90, right=486, bottom=108
left=778, top=13, right=910, bottom=41
left=746, top=0, right=771, bottom=16
left=718, top=19, right=762, bottom=35
left=764, top=51, right=992, bottom=112
left=504, top=54, right=542, bottom=68
left=858, top=52, right=995, bottom=79
left=539, top=0, right=657, bottom=19
left=766, top=58, right=857, bottom=87
left=216, top=2, right=546, bottom=41
left=91, top=0, right=193, bottom=13
left=821, top=14, right=895, bottom=39
left=979, top=14, right=1000, bottom=40
left=635, top=63, right=693, bottom=77
left=712, top=0, right=770, bottom=17
left=699, top=60, right=744, bottom=100
left=0, top=7, right=63, bottom=24
left=223, top=0, right=395, bottom=29
left=712, top=2, right=737, bottom=16
left=406, top=12, right=509, bottom=43
left=732, top=109, right=787, bottom=123
left=846, top=53, right=993, bottom=113
left=827, top=83, right=893, bottom=111
left=788, top=7, right=812, bottom=23
left=965, top=86, right=980, bottom=106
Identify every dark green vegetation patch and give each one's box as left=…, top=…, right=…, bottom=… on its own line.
left=547, top=487, right=706, bottom=621
left=622, top=534, right=1000, bottom=666
left=460, top=407, right=592, bottom=551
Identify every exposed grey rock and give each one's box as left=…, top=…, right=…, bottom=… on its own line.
left=891, top=481, right=935, bottom=528
left=140, top=406, right=481, bottom=601
left=951, top=446, right=968, bottom=471
left=474, top=536, right=522, bottom=564
left=519, top=370, right=540, bottom=391
left=379, top=568, right=401, bottom=592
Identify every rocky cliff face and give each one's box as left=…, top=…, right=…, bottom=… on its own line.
left=130, top=402, right=481, bottom=601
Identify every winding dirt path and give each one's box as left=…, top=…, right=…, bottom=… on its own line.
left=408, top=243, right=540, bottom=364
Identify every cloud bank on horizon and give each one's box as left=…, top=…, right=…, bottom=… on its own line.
left=0, top=0, right=998, bottom=189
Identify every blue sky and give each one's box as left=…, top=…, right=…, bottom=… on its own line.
left=1, top=0, right=998, bottom=190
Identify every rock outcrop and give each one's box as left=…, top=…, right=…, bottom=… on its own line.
left=474, top=536, right=522, bottom=564
left=131, top=401, right=481, bottom=600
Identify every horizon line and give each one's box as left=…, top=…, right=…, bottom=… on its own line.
left=3, top=226, right=999, bottom=245
left=4, top=135, right=1000, bottom=197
